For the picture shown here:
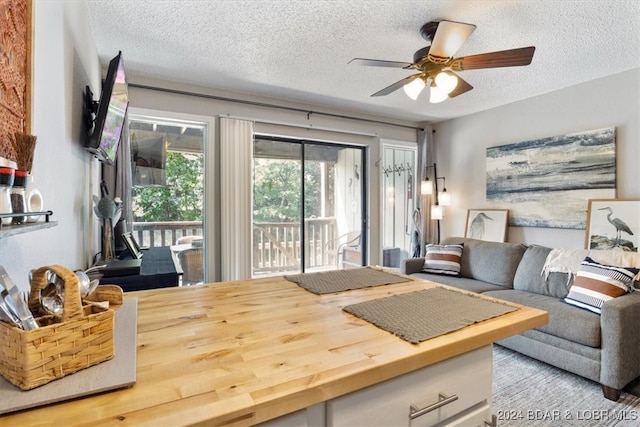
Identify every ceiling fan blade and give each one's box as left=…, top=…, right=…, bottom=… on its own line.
left=371, top=74, right=422, bottom=97
left=445, top=71, right=474, bottom=98
left=450, top=46, right=536, bottom=71
left=349, top=58, right=415, bottom=69
left=428, top=20, right=476, bottom=60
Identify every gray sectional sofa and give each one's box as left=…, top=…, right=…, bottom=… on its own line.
left=400, top=236, right=640, bottom=401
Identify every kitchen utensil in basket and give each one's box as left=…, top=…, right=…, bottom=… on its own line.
left=0, top=265, right=118, bottom=390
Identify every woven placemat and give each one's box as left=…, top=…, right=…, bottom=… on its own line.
left=343, top=287, right=518, bottom=344
left=284, top=267, right=409, bottom=294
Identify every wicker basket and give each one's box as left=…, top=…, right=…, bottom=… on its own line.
left=0, top=265, right=117, bottom=390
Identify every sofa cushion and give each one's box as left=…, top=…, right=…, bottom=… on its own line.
left=485, top=289, right=601, bottom=348
left=564, top=257, right=639, bottom=314
left=513, top=245, right=573, bottom=298
left=423, top=243, right=463, bottom=276
left=401, top=257, right=428, bottom=275
left=409, top=272, right=507, bottom=294
left=441, top=237, right=526, bottom=287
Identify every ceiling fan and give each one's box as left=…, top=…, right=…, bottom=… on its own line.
left=349, top=20, right=535, bottom=103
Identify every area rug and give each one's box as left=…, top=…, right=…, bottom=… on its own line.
left=343, top=287, right=518, bottom=344
left=493, top=345, right=640, bottom=426
left=284, top=267, right=409, bottom=294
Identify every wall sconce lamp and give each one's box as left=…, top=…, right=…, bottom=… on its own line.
left=420, top=163, right=450, bottom=220
left=438, top=177, right=451, bottom=207
left=420, top=177, right=433, bottom=195
left=431, top=204, right=444, bottom=220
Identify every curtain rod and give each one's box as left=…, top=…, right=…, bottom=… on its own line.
left=129, top=83, right=424, bottom=132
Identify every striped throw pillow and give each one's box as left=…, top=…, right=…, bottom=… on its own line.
left=423, top=244, right=464, bottom=276
left=564, top=257, right=639, bottom=314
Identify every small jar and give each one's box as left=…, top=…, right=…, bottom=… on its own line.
left=11, top=170, right=28, bottom=224
left=0, top=157, right=16, bottom=226
left=25, top=173, right=43, bottom=223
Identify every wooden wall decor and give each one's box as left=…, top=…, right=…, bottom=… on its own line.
left=0, top=0, right=32, bottom=162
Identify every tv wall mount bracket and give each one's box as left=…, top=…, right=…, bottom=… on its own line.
left=83, top=86, right=99, bottom=137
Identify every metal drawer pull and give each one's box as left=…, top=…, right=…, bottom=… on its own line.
left=408, top=392, right=458, bottom=420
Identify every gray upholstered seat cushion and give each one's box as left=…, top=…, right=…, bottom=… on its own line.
left=513, top=245, right=573, bottom=298
left=408, top=272, right=507, bottom=293
left=485, top=289, right=601, bottom=348
left=441, top=237, right=527, bottom=287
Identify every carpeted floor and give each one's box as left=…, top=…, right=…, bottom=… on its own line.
left=493, top=345, right=640, bottom=426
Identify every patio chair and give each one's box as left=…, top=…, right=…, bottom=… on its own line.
left=325, top=231, right=361, bottom=268
left=178, top=247, right=204, bottom=285
left=175, top=235, right=203, bottom=245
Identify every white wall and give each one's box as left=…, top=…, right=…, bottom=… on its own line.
left=0, top=1, right=100, bottom=290
left=434, top=68, right=640, bottom=249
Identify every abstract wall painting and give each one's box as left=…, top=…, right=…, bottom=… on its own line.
left=585, top=199, right=639, bottom=252
left=486, top=127, right=616, bottom=229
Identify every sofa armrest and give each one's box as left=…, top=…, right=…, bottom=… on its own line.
left=401, top=258, right=424, bottom=275
left=600, top=291, right=640, bottom=389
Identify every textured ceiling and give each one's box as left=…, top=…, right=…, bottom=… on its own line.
left=84, top=0, right=640, bottom=123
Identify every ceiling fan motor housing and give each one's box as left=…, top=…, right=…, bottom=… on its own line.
left=419, top=21, right=440, bottom=41
left=413, top=46, right=431, bottom=64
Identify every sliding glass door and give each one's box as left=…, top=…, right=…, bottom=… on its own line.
left=253, top=136, right=366, bottom=277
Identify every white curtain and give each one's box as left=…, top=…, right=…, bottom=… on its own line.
left=220, top=117, right=254, bottom=280
left=416, top=125, right=436, bottom=255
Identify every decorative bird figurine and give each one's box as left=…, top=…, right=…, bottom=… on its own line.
left=469, top=212, right=493, bottom=240
left=93, top=181, right=122, bottom=261
left=598, top=207, right=633, bottom=247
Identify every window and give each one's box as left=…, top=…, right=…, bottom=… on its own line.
left=128, top=113, right=206, bottom=285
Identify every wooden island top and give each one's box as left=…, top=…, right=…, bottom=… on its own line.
left=3, top=273, right=547, bottom=426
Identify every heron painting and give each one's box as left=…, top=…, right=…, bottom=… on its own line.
left=586, top=199, right=640, bottom=252
left=465, top=209, right=509, bottom=242
left=469, top=213, right=493, bottom=239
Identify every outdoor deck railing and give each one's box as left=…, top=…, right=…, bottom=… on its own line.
left=132, top=217, right=341, bottom=274
left=132, top=221, right=203, bottom=247
left=252, top=217, right=338, bottom=274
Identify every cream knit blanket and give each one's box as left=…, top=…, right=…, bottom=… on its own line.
left=542, top=248, right=640, bottom=283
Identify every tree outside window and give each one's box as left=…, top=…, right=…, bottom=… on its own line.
left=132, top=151, right=204, bottom=222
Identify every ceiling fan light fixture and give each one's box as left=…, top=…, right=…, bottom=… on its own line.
left=435, top=72, right=458, bottom=94
left=351, top=20, right=534, bottom=101
left=403, top=77, right=426, bottom=100
left=429, top=84, right=448, bottom=103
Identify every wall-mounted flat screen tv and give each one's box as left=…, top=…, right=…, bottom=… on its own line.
left=83, top=51, right=129, bottom=165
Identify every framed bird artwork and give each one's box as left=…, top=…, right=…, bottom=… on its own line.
left=465, top=209, right=509, bottom=242
left=585, top=199, right=640, bottom=251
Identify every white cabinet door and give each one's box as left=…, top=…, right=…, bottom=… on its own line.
left=326, top=345, right=493, bottom=427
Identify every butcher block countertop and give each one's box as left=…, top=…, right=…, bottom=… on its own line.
left=2, top=273, right=547, bottom=426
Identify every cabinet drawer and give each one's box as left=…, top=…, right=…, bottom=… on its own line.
left=258, top=403, right=325, bottom=427
left=327, top=345, right=493, bottom=427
